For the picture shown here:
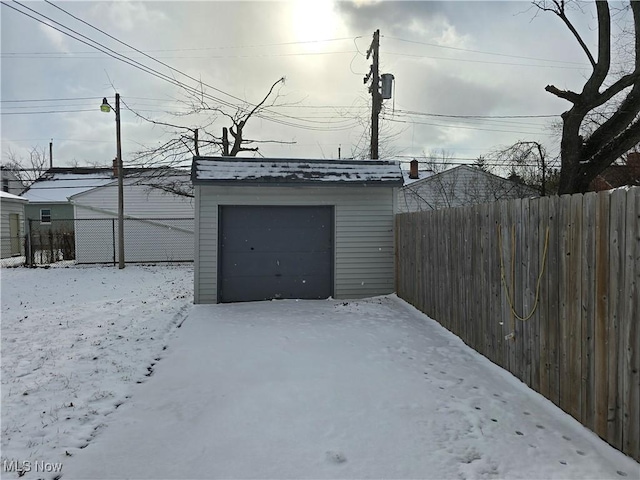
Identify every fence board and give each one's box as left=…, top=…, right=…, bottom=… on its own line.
left=469, top=207, right=478, bottom=351
left=623, top=188, right=639, bottom=460
left=518, top=197, right=530, bottom=386
left=509, top=199, right=524, bottom=381
left=474, top=203, right=490, bottom=354
left=568, top=194, right=583, bottom=420
left=538, top=196, right=550, bottom=398
left=608, top=189, right=626, bottom=449
left=594, top=191, right=610, bottom=439
left=558, top=195, right=571, bottom=412
left=547, top=195, right=561, bottom=407
left=529, top=197, right=540, bottom=391
left=494, top=201, right=506, bottom=368
left=500, top=200, right=513, bottom=372
left=582, top=192, right=596, bottom=429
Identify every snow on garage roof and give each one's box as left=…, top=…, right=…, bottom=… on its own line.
left=191, top=157, right=404, bottom=186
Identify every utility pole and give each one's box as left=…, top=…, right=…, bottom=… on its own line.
left=100, top=93, right=125, bottom=269
left=115, top=93, right=124, bottom=269
left=363, top=29, right=381, bottom=160
left=222, top=127, right=230, bottom=156
left=49, top=139, right=53, bottom=169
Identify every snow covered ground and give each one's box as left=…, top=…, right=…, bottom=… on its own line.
left=1, top=264, right=192, bottom=478
left=1, top=265, right=638, bottom=479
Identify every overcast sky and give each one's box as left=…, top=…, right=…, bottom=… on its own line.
left=1, top=1, right=608, bottom=172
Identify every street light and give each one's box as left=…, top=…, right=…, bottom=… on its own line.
left=101, top=94, right=125, bottom=269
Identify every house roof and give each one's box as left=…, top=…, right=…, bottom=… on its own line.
left=400, top=164, right=538, bottom=195
left=20, top=167, right=190, bottom=203
left=589, top=164, right=640, bottom=191
left=21, top=168, right=116, bottom=203
left=191, top=157, right=404, bottom=186
left=0, top=190, right=28, bottom=202
left=401, top=167, right=434, bottom=186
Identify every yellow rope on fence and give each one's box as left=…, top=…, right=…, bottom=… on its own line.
left=497, top=224, right=550, bottom=324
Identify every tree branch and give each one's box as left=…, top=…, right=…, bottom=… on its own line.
left=545, top=84, right=581, bottom=103
left=534, top=0, right=597, bottom=67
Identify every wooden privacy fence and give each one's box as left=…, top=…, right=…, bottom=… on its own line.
left=396, top=187, right=639, bottom=462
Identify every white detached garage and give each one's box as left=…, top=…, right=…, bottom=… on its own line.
left=191, top=157, right=403, bottom=303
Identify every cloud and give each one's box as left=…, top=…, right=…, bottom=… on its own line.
left=38, top=23, right=70, bottom=53
left=336, top=1, right=449, bottom=36
left=89, top=2, right=167, bottom=33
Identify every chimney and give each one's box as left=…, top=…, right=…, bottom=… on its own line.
left=112, top=158, right=118, bottom=177
left=409, top=159, right=419, bottom=179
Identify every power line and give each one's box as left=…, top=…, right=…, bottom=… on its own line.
left=2, top=36, right=359, bottom=54
left=0, top=96, right=101, bottom=103
left=382, top=115, right=553, bottom=136
left=1, top=109, right=97, bottom=115
left=394, top=109, right=557, bottom=119
left=42, top=1, right=359, bottom=131
left=2, top=50, right=360, bottom=59
left=384, top=51, right=587, bottom=69
left=4, top=1, right=357, bottom=133
left=383, top=35, right=587, bottom=66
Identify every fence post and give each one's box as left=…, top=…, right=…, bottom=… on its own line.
left=112, top=218, right=116, bottom=266
left=25, top=219, right=32, bottom=267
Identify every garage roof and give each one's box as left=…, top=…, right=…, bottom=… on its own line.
left=191, top=157, right=403, bottom=186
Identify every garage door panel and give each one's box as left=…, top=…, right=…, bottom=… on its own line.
left=226, top=206, right=329, bottom=225
left=221, top=274, right=332, bottom=303
left=222, top=251, right=332, bottom=277
left=219, top=206, right=333, bottom=302
left=221, top=227, right=331, bottom=253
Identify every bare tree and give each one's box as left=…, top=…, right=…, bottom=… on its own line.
left=124, top=77, right=295, bottom=197
left=350, top=100, right=407, bottom=160
left=535, top=0, right=640, bottom=193
left=2, top=145, right=48, bottom=187
left=488, top=140, right=557, bottom=195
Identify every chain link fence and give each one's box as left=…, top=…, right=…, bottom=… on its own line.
left=25, top=218, right=194, bottom=266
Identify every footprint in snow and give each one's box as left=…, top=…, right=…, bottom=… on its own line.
left=325, top=450, right=347, bottom=464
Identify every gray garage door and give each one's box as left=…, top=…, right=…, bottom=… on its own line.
left=219, top=205, right=333, bottom=303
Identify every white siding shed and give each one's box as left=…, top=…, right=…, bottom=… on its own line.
left=70, top=175, right=194, bottom=264
left=1, top=191, right=28, bottom=258
left=192, top=157, right=403, bottom=304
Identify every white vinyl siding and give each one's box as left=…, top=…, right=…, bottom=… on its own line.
left=71, top=179, right=195, bottom=263
left=194, top=185, right=396, bottom=304
left=1, top=198, right=26, bottom=258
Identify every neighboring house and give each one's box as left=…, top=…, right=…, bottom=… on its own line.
left=398, top=161, right=538, bottom=212
left=191, top=157, right=403, bottom=304
left=70, top=171, right=194, bottom=264
left=588, top=152, right=640, bottom=192
left=21, top=167, right=115, bottom=230
left=20, top=166, right=194, bottom=264
left=0, top=167, right=25, bottom=196
left=0, top=191, right=28, bottom=258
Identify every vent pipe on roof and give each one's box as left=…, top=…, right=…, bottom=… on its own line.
left=409, top=159, right=419, bottom=179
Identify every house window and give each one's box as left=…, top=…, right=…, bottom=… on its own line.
left=2, top=177, right=9, bottom=192
left=40, top=209, right=51, bottom=224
